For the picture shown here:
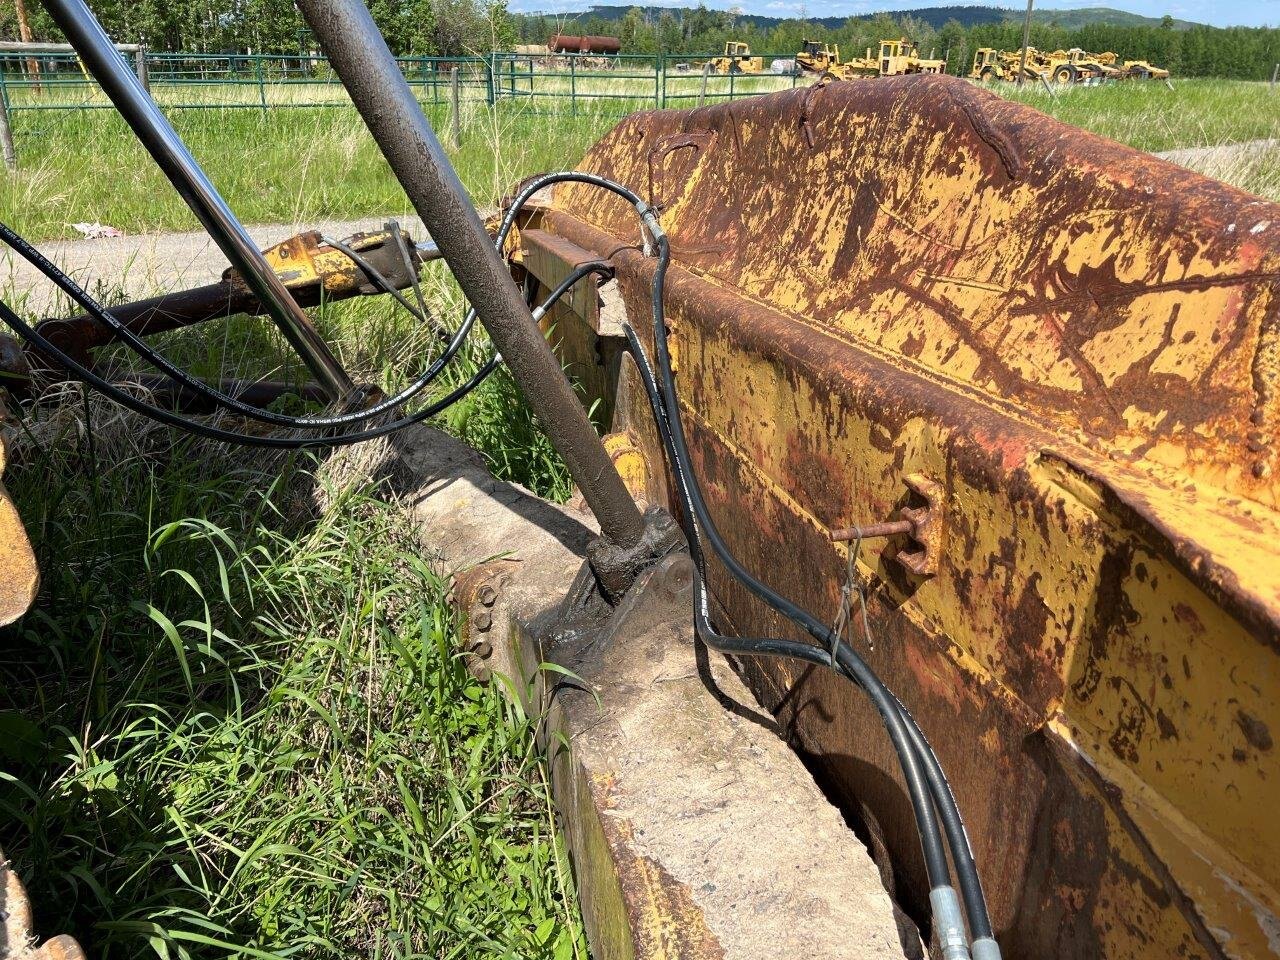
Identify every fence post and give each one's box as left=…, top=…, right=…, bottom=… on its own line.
left=698, top=59, right=710, bottom=108
left=450, top=65, right=460, bottom=149
left=0, top=84, right=16, bottom=172
left=729, top=65, right=735, bottom=101
left=656, top=51, right=662, bottom=108
left=1272, top=63, right=1279, bottom=89
left=135, top=45, right=150, bottom=92
left=255, top=54, right=267, bottom=112
left=485, top=53, right=495, bottom=106
left=570, top=53, right=576, bottom=116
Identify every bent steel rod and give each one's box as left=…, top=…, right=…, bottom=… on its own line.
left=40, top=0, right=354, bottom=401
left=294, top=0, right=646, bottom=550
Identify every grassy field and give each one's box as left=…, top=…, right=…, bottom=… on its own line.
left=2, top=77, right=1277, bottom=242
left=0, top=73, right=1277, bottom=960
left=0, top=101, right=621, bottom=241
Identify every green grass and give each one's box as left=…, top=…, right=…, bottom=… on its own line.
left=997, top=77, right=1280, bottom=153
left=0, top=266, right=583, bottom=957
left=2, top=464, right=581, bottom=960
left=0, top=101, right=620, bottom=241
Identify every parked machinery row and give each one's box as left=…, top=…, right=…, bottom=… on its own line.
left=969, top=45, right=1170, bottom=84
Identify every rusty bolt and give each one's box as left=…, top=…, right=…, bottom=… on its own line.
left=478, top=584, right=498, bottom=606
left=829, top=519, right=914, bottom=542
left=473, top=609, right=493, bottom=632
left=658, top=552, right=694, bottom=601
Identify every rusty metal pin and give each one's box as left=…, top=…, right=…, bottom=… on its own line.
left=828, top=519, right=913, bottom=543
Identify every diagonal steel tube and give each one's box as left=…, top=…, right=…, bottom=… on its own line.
left=40, top=0, right=354, bottom=401
left=294, top=0, right=646, bottom=550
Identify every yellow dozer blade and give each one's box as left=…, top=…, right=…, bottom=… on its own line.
left=506, top=74, right=1280, bottom=959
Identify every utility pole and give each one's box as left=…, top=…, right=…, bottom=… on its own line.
left=13, top=0, right=42, bottom=93
left=1017, top=0, right=1033, bottom=85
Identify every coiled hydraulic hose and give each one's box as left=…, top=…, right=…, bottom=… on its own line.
left=503, top=168, right=999, bottom=958
left=0, top=240, right=607, bottom=449
left=0, top=163, right=999, bottom=956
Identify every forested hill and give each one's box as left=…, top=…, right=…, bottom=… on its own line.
left=568, top=5, right=1200, bottom=31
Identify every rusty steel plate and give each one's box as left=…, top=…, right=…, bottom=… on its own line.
left=514, top=75, right=1280, bottom=958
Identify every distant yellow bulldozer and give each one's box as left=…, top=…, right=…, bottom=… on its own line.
left=874, top=37, right=945, bottom=76
left=795, top=39, right=852, bottom=78
left=969, top=47, right=1046, bottom=83
left=799, top=37, right=945, bottom=81
left=709, top=40, right=763, bottom=75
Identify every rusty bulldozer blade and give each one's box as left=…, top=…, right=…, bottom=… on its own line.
left=506, top=74, right=1280, bottom=959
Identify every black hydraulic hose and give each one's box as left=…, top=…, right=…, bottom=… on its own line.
left=636, top=236, right=951, bottom=891
left=0, top=220, right=475, bottom=430
left=0, top=175, right=611, bottom=434
left=0, top=295, right=494, bottom=448
left=497, top=171, right=991, bottom=938
left=0, top=259, right=607, bottom=449
left=624, top=318, right=995, bottom=956
left=321, top=232, right=450, bottom=341
left=496, top=172, right=649, bottom=249
left=894, top=694, right=994, bottom=942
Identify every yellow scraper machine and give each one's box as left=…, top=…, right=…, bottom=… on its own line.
left=0, top=0, right=1272, bottom=957
left=971, top=45, right=1171, bottom=83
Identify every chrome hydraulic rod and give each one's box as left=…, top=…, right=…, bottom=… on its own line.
left=295, top=0, right=646, bottom=550
left=40, top=0, right=354, bottom=401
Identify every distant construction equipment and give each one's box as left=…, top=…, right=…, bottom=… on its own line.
left=796, top=37, right=946, bottom=81
left=709, top=41, right=763, bottom=75
left=969, top=45, right=1170, bottom=84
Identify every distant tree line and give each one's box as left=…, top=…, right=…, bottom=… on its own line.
left=3, top=0, right=1278, bottom=78
left=0, top=0, right=517, bottom=56
left=519, top=8, right=1280, bottom=81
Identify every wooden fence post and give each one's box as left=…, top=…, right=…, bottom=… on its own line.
left=698, top=59, right=711, bottom=108
left=135, top=44, right=149, bottom=93
left=1272, top=63, right=1279, bottom=89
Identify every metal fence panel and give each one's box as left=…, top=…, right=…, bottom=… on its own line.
left=0, top=49, right=816, bottom=114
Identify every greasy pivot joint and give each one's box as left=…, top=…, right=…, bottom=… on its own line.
left=586, top=505, right=683, bottom=602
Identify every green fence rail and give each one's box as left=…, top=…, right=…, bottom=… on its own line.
left=0, top=49, right=811, bottom=115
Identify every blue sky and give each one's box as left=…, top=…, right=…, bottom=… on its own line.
left=508, top=0, right=1278, bottom=28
